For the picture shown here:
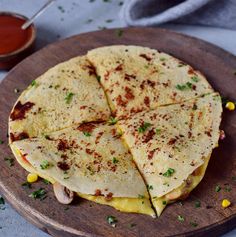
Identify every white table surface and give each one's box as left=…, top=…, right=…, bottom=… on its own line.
left=0, top=1, right=235, bottom=236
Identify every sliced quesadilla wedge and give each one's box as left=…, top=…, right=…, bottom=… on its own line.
left=9, top=56, right=110, bottom=142
left=10, top=123, right=155, bottom=217
left=118, top=93, right=222, bottom=216
left=87, top=45, right=213, bottom=119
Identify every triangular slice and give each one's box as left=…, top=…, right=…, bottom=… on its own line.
left=87, top=45, right=213, bottom=119
left=9, top=56, right=110, bottom=142
left=118, top=93, right=222, bottom=215
left=10, top=123, right=155, bottom=217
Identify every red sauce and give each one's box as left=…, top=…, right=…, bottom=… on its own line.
left=0, top=15, right=33, bottom=55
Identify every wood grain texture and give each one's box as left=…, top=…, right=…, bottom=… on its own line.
left=0, top=27, right=236, bottom=237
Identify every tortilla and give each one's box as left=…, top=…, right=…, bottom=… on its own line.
left=118, top=93, right=222, bottom=215
left=9, top=56, right=110, bottom=142
left=87, top=45, right=213, bottom=119
left=11, top=123, right=155, bottom=217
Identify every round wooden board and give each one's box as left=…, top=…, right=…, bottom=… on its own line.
left=0, top=27, right=236, bottom=237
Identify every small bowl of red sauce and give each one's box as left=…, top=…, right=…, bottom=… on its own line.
left=0, top=12, right=36, bottom=70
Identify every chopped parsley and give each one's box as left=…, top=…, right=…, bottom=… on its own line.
left=177, top=215, right=185, bottom=222
left=176, top=82, right=193, bottom=91
left=191, top=76, right=199, bottom=82
left=155, top=128, right=161, bottom=135
left=106, top=215, right=117, bottom=227
left=0, top=196, right=5, bottom=205
left=42, top=179, right=50, bottom=185
left=31, top=80, right=37, bottom=86
left=160, top=57, right=166, bottom=61
left=65, top=92, right=75, bottom=104
left=40, top=160, right=52, bottom=170
left=162, top=200, right=167, bottom=205
left=4, top=157, right=14, bottom=167
left=112, top=157, right=119, bottom=164
left=138, top=122, right=151, bottom=133
left=57, top=5, right=65, bottom=13
left=224, top=186, right=231, bottom=192
left=108, top=116, right=117, bottom=125
left=83, top=131, right=91, bottom=137
left=215, top=185, right=221, bottom=192
left=190, top=221, right=198, bottom=227
left=14, top=88, right=20, bottom=93
left=163, top=168, right=175, bottom=177
left=195, top=200, right=201, bottom=208
left=106, top=19, right=114, bottom=23
left=96, top=75, right=101, bottom=82
left=116, top=29, right=123, bottom=37
left=192, top=104, right=198, bottom=110
left=0, top=140, right=4, bottom=144
left=147, top=184, right=153, bottom=190
left=29, top=188, right=47, bottom=200
left=22, top=182, right=32, bottom=189
left=138, top=194, right=144, bottom=199
left=128, top=223, right=136, bottom=228
left=86, top=18, right=93, bottom=24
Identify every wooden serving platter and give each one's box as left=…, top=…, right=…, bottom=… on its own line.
left=0, top=27, right=236, bottom=237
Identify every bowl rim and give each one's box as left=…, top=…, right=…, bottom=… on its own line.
left=0, top=11, right=36, bottom=59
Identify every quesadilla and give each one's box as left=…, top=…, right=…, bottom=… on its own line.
left=87, top=45, right=213, bottom=119
left=118, top=93, right=222, bottom=216
left=9, top=56, right=110, bottom=142
left=10, top=123, right=155, bottom=217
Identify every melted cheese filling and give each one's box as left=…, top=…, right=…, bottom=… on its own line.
left=152, top=154, right=211, bottom=216
left=11, top=144, right=156, bottom=217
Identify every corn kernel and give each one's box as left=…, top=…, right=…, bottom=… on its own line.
left=225, top=102, right=235, bottom=111
left=222, top=199, right=231, bottom=208
left=27, top=173, right=38, bottom=183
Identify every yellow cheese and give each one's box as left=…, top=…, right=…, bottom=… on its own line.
left=152, top=154, right=211, bottom=216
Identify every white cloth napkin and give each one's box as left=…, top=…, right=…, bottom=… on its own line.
left=120, top=0, right=236, bottom=30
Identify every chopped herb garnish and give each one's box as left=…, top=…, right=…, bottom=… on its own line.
left=147, top=184, right=153, bottom=190
left=177, top=215, right=185, bottom=222
left=119, top=1, right=124, bottom=6
left=190, top=221, right=198, bottom=227
left=57, top=5, right=65, bottom=13
left=163, top=168, right=175, bottom=177
left=179, top=202, right=183, bottom=206
left=162, top=200, right=167, bottom=205
left=176, top=82, right=193, bottom=91
left=31, top=80, right=37, bottom=86
left=65, top=92, right=75, bottom=104
left=14, top=88, right=20, bottom=93
left=112, top=157, right=119, bottom=164
left=106, top=215, right=117, bottom=227
left=86, top=18, right=93, bottom=24
left=191, top=76, right=199, bottom=82
left=106, top=19, right=114, bottom=23
left=42, top=179, right=50, bottom=185
left=160, top=57, right=166, bottom=61
left=96, top=75, right=101, bottom=82
left=83, top=131, right=91, bottom=137
left=44, top=135, right=50, bottom=139
left=138, top=122, right=151, bottom=133
left=155, top=128, right=161, bottom=135
left=22, top=182, right=32, bottom=189
left=195, top=200, right=201, bottom=208
left=54, top=85, right=60, bottom=89
left=224, top=186, right=231, bottom=192
left=108, top=116, right=117, bottom=125
left=138, top=194, right=144, bottom=199
left=4, top=157, right=14, bottom=167
left=29, top=188, right=47, bottom=200
left=128, top=223, right=136, bottom=228
left=116, top=29, right=123, bottom=37
left=64, top=207, right=69, bottom=211
left=40, top=160, right=52, bottom=170
left=215, top=185, right=221, bottom=192
left=0, top=196, right=5, bottom=205
left=0, top=140, right=4, bottom=144
left=192, top=104, right=198, bottom=110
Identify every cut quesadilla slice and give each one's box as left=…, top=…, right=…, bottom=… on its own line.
left=10, top=123, right=155, bottom=217
left=9, top=56, right=110, bottom=142
left=118, top=93, right=222, bottom=216
left=87, top=45, right=213, bottom=119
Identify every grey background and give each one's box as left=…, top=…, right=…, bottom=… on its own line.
left=0, top=0, right=236, bottom=236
